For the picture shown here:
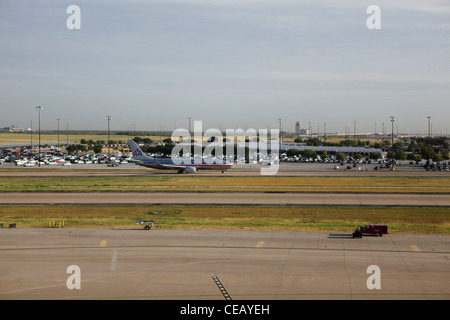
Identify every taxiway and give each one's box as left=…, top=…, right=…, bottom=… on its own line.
left=1, top=191, right=449, bottom=207
left=0, top=228, right=448, bottom=300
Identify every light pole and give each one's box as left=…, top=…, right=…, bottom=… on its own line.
left=390, top=116, right=395, bottom=169
left=107, top=116, right=111, bottom=158
left=30, top=120, right=33, bottom=149
left=56, top=118, right=60, bottom=147
left=36, top=106, right=43, bottom=167
left=427, top=116, right=431, bottom=144
left=278, top=118, right=282, bottom=153
left=188, top=116, right=192, bottom=145
left=188, top=116, right=191, bottom=135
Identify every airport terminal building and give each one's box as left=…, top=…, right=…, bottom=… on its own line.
left=178, top=142, right=384, bottom=156
left=280, top=143, right=383, bottom=155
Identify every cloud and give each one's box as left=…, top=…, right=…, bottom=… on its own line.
left=0, top=0, right=449, bottom=132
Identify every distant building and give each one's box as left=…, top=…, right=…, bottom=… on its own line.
left=0, top=125, right=24, bottom=133
left=299, top=129, right=311, bottom=136
left=280, top=143, right=383, bottom=155
left=295, top=122, right=300, bottom=138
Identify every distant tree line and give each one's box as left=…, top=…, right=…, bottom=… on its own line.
left=294, top=136, right=449, bottom=150
left=66, top=143, right=103, bottom=154
left=287, top=135, right=449, bottom=164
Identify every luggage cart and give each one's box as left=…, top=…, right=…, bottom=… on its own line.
left=136, top=219, right=159, bottom=230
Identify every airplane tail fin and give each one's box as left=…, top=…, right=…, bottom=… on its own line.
left=128, top=140, right=152, bottom=161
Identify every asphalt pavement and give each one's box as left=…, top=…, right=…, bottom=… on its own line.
left=0, top=228, right=448, bottom=300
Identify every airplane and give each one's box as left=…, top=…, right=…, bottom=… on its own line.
left=128, top=139, right=234, bottom=173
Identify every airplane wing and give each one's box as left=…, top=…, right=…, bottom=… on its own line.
left=154, top=159, right=195, bottom=172
left=154, top=158, right=180, bottom=168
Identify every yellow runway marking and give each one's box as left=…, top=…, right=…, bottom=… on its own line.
left=256, top=241, right=264, bottom=248
left=100, top=240, right=107, bottom=247
left=212, top=275, right=232, bottom=300
left=410, top=245, right=421, bottom=252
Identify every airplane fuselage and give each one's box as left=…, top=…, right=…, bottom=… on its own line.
left=128, top=140, right=234, bottom=173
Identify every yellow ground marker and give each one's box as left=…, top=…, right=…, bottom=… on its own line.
left=255, top=241, right=264, bottom=248
left=212, top=275, right=232, bottom=300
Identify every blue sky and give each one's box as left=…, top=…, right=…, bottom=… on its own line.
left=1, top=0, right=449, bottom=135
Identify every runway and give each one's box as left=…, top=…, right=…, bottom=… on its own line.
left=0, top=168, right=448, bottom=178
left=0, top=228, right=448, bottom=300
left=1, top=192, right=449, bottom=207
left=1, top=160, right=449, bottom=177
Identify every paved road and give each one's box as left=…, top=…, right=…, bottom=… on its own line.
left=1, top=192, right=449, bottom=207
left=0, top=228, right=448, bottom=300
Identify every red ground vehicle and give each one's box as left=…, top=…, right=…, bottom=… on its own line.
left=353, top=224, right=388, bottom=238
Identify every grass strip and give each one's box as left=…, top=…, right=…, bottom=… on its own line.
left=0, top=205, right=448, bottom=234
left=1, top=176, right=449, bottom=193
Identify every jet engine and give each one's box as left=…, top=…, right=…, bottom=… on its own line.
left=185, top=166, right=197, bottom=173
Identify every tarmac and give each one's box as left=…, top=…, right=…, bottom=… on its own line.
left=0, top=228, right=449, bottom=300
left=1, top=161, right=449, bottom=177
left=0, top=192, right=449, bottom=207
left=0, top=164, right=449, bottom=303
